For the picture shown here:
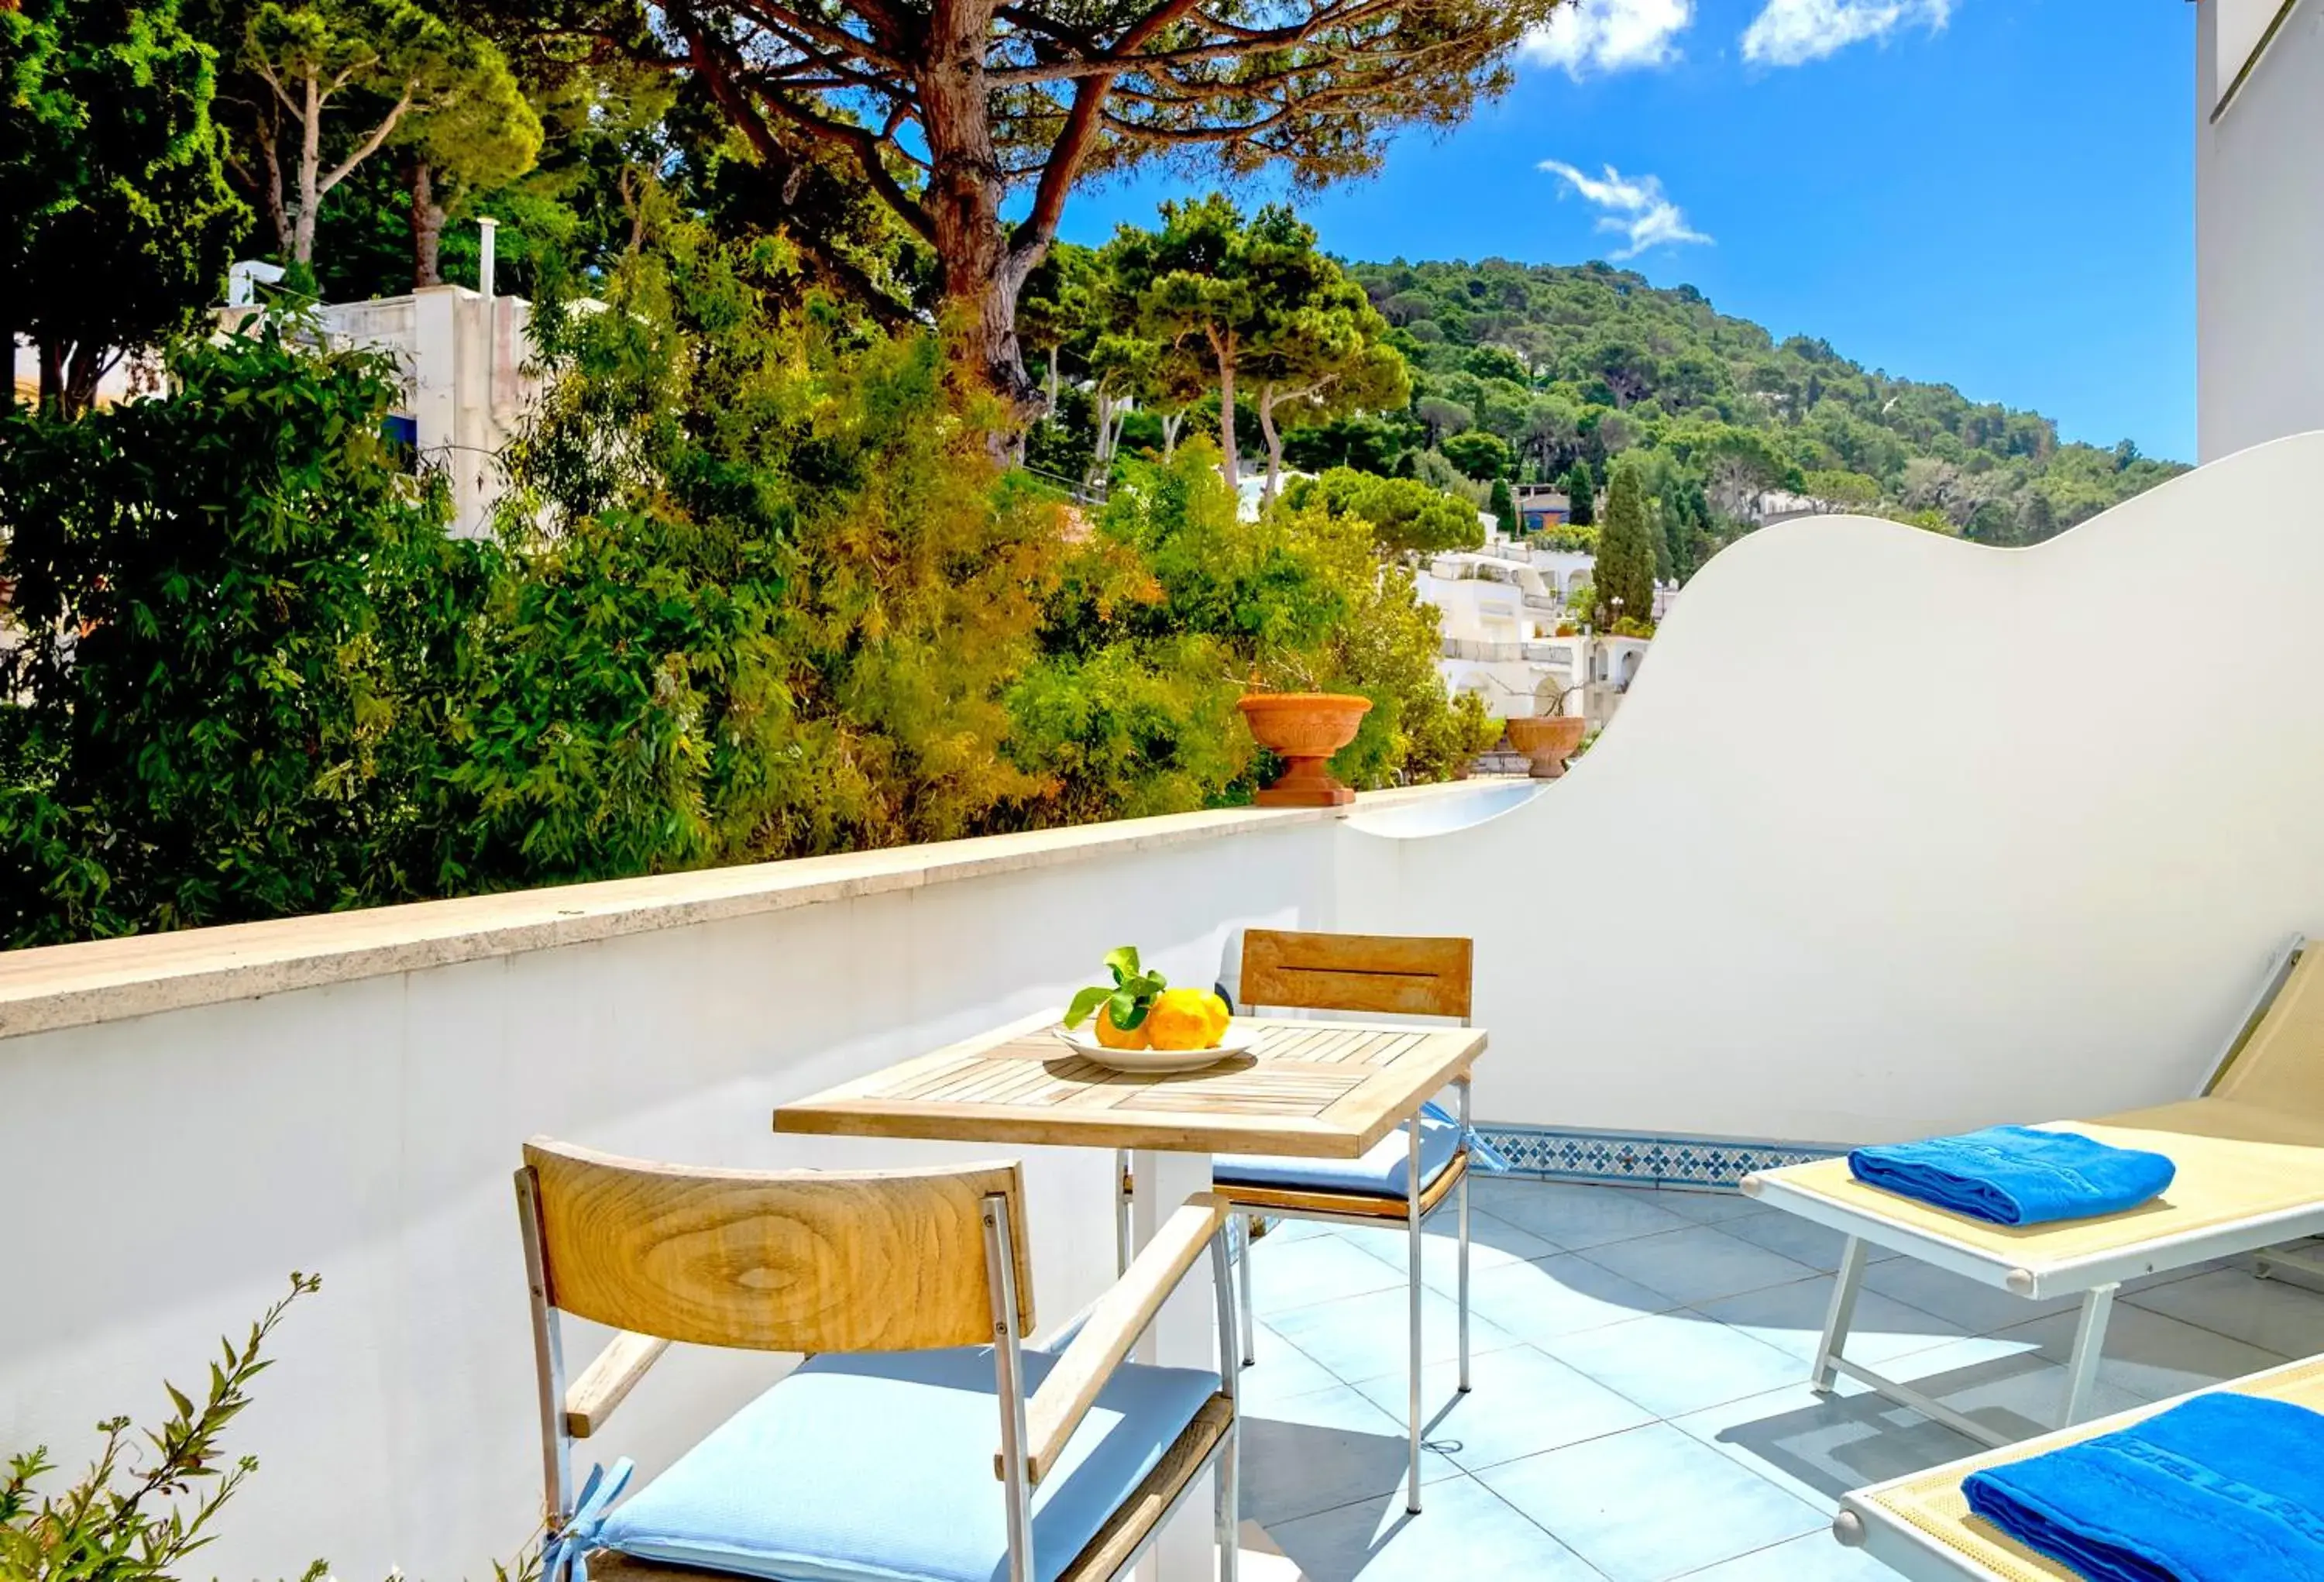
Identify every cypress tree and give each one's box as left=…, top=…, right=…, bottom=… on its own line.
left=1594, top=459, right=1658, bottom=629
left=1562, top=460, right=1597, bottom=526
left=1490, top=476, right=1518, bottom=538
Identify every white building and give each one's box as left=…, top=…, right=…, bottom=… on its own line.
left=1417, top=531, right=1668, bottom=727
left=224, top=281, right=545, bottom=540
left=2196, top=0, right=2324, bottom=459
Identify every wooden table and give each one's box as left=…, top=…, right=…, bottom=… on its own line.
left=775, top=1007, right=1488, bottom=1579
left=775, top=1008, right=1487, bottom=1158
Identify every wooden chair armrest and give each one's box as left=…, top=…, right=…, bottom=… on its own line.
left=566, top=1331, right=670, bottom=1438
left=1003, top=1192, right=1229, bottom=1485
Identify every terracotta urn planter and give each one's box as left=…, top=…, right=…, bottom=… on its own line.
left=1505, top=714, right=1587, bottom=779
left=1238, top=692, right=1372, bottom=807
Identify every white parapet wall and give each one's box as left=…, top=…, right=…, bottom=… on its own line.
left=6, top=435, right=2324, bottom=1574
left=0, top=806, right=1364, bottom=1579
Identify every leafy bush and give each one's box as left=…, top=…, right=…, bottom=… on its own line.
left=0, top=323, right=480, bottom=947
left=1012, top=444, right=1494, bottom=804
left=0, top=1275, right=325, bottom=1582
left=0, top=210, right=1495, bottom=948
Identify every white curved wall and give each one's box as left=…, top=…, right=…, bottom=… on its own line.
left=1345, top=432, right=2324, bottom=1143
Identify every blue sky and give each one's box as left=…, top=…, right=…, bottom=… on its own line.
left=1056, top=0, right=2197, bottom=462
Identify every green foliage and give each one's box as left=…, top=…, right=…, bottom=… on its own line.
left=1441, top=430, right=1511, bottom=481
left=1282, top=467, right=1483, bottom=557
left=1105, top=194, right=1408, bottom=495
left=1, top=0, right=248, bottom=414
left=0, top=322, right=476, bottom=947
left=0, top=1274, right=324, bottom=1582
left=1016, top=441, right=1486, bottom=810
left=460, top=207, right=1059, bottom=880
left=1488, top=476, right=1516, bottom=537
left=239, top=0, right=541, bottom=266
left=1591, top=459, right=1658, bottom=631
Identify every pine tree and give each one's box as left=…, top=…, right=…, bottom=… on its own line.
left=1562, top=460, right=1597, bottom=526
left=1593, top=459, right=1658, bottom=631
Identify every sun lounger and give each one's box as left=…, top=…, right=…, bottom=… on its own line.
left=1743, top=937, right=2324, bottom=1446
left=1833, top=1352, right=2324, bottom=1581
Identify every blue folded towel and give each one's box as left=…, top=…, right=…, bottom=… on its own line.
left=1964, top=1393, right=2324, bottom=1582
left=1848, top=1125, right=2174, bottom=1226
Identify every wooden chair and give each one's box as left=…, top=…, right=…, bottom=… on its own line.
left=1118, top=930, right=1477, bottom=1516
left=516, top=1139, right=1240, bottom=1582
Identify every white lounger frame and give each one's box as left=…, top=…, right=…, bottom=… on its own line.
left=1744, top=937, right=2321, bottom=1449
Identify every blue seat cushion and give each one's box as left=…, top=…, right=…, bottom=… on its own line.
left=1212, top=1113, right=1462, bottom=1199
left=593, top=1346, right=1219, bottom=1582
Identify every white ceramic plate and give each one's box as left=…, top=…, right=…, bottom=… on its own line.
left=1058, top=1019, right=1263, bottom=1074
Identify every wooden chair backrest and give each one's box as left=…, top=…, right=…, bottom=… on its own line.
left=521, top=1139, right=1034, bottom=1353
left=1239, top=930, right=1473, bottom=1021
left=2209, top=941, right=2324, bottom=1119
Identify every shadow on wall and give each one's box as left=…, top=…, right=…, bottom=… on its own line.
left=1342, top=432, right=2324, bottom=1147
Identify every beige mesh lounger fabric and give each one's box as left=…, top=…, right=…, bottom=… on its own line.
left=1742, top=939, right=2324, bottom=1447
left=1834, top=1353, right=2324, bottom=1582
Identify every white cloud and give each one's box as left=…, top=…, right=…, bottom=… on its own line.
left=1538, top=161, right=1713, bottom=261
left=1521, top=0, right=1693, bottom=77
left=1741, top=0, right=1952, bottom=67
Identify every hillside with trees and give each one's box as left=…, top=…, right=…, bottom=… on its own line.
left=1018, top=246, right=2186, bottom=587
left=1339, top=258, right=2185, bottom=561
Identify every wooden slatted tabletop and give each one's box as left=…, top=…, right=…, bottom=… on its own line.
left=774, top=1009, right=1487, bottom=1157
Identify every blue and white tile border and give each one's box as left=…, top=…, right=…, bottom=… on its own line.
left=1476, top=1122, right=1844, bottom=1192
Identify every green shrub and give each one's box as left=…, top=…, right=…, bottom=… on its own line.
left=0, top=322, right=480, bottom=947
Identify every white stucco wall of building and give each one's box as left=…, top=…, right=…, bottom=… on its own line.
left=2197, top=0, right=2324, bottom=459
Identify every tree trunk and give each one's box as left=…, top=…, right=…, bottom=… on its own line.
left=64, top=346, right=103, bottom=417
left=255, top=111, right=291, bottom=257
left=410, top=159, right=445, bottom=288
left=1213, top=342, right=1239, bottom=492
left=292, top=74, right=322, bottom=266
left=1162, top=411, right=1183, bottom=460
left=1257, top=386, right=1285, bottom=510
left=36, top=341, right=64, bottom=415
left=1044, top=346, right=1060, bottom=416
left=917, top=0, right=1041, bottom=418
left=33, top=339, right=101, bottom=419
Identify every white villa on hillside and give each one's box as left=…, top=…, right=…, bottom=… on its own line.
left=1418, top=532, right=1669, bottom=727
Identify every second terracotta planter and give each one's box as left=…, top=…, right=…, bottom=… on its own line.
left=1238, top=692, right=1372, bottom=806
left=1505, top=714, right=1588, bottom=779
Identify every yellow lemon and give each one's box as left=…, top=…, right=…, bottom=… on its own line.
left=1147, top=988, right=1223, bottom=1051
left=1095, top=1002, right=1151, bottom=1050
left=1203, top=992, right=1232, bottom=1041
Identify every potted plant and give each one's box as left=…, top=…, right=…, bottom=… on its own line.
left=1232, top=646, right=1373, bottom=806
left=1504, top=686, right=1588, bottom=779
left=1237, top=690, right=1373, bottom=805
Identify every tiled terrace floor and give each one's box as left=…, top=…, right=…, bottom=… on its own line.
left=1230, top=1176, right=2324, bottom=1582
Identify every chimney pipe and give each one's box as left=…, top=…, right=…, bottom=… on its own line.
left=477, top=217, right=497, bottom=301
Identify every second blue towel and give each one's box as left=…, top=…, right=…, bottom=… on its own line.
left=1848, top=1124, right=2174, bottom=1226
left=1965, top=1392, right=2324, bottom=1582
